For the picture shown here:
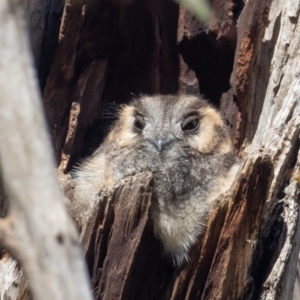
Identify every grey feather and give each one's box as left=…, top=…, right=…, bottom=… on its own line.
left=72, top=94, right=240, bottom=265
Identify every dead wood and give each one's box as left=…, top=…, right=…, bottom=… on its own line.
left=0, top=1, right=92, bottom=299
left=0, top=0, right=300, bottom=299
left=65, top=152, right=296, bottom=300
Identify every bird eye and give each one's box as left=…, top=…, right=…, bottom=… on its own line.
left=182, top=118, right=199, bottom=132
left=134, top=118, right=145, bottom=131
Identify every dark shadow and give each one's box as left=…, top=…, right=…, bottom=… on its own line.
left=245, top=201, right=286, bottom=300
left=178, top=31, right=235, bottom=107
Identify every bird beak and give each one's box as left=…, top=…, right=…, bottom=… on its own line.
left=150, top=137, right=171, bottom=152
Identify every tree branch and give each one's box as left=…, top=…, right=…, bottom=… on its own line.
left=0, top=1, right=92, bottom=299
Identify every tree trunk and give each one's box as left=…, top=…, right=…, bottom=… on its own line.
left=0, top=0, right=92, bottom=299
left=1, top=0, right=300, bottom=299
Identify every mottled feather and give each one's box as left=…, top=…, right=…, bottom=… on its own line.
left=72, top=95, right=239, bottom=265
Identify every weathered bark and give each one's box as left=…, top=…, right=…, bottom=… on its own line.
left=0, top=250, right=30, bottom=300
left=81, top=173, right=172, bottom=300
left=1, top=0, right=300, bottom=299
left=43, top=0, right=181, bottom=171
left=0, top=1, right=92, bottom=299
left=24, top=0, right=63, bottom=89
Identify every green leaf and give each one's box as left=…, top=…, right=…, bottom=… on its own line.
left=174, top=0, right=211, bottom=21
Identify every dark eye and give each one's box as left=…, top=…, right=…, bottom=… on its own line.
left=134, top=118, right=145, bottom=131
left=182, top=119, right=199, bottom=132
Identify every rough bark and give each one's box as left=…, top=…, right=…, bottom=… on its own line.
left=1, top=0, right=300, bottom=299
left=24, top=0, right=63, bottom=89
left=0, top=1, right=92, bottom=299
left=38, top=0, right=300, bottom=298
left=81, top=173, right=171, bottom=300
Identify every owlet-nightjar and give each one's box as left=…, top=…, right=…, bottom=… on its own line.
left=72, top=95, right=239, bottom=265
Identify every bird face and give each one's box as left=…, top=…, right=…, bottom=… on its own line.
left=133, top=98, right=200, bottom=152
left=112, top=94, right=232, bottom=156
